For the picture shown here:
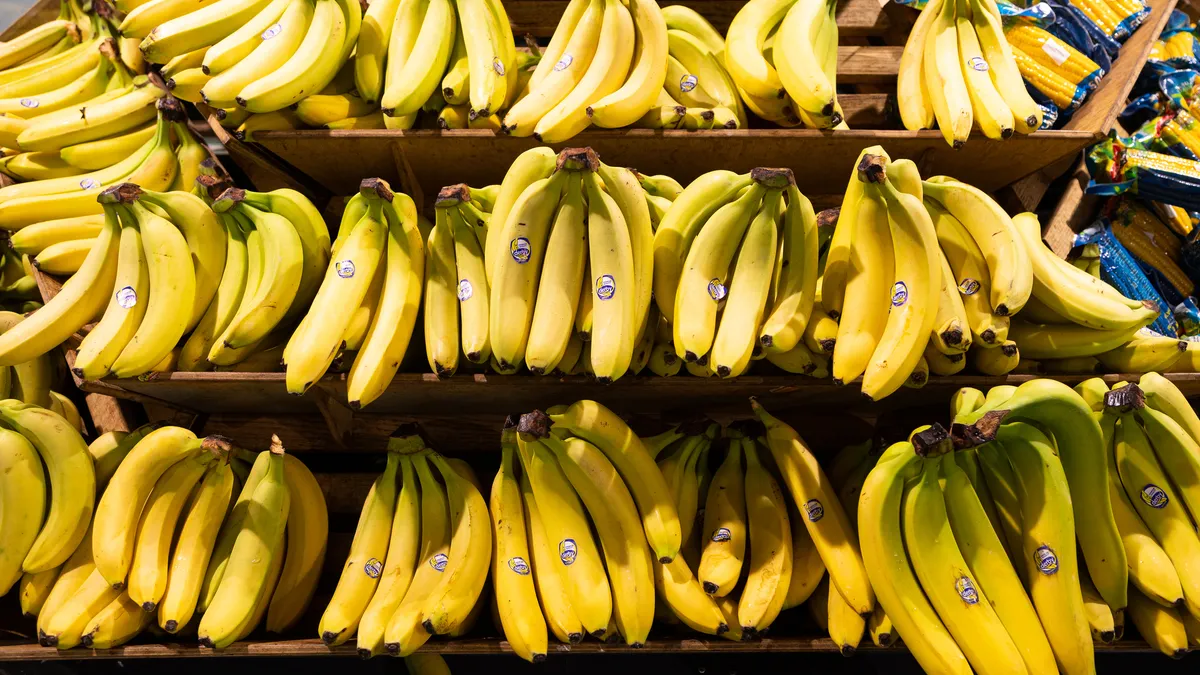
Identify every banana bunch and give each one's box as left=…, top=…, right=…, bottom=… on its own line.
left=317, top=428, right=488, bottom=657
left=501, top=0, right=667, bottom=141
left=283, top=177, right=421, bottom=409
left=142, top=0, right=363, bottom=115
left=1085, top=374, right=1200, bottom=657
left=0, top=311, right=81, bottom=429
left=724, top=0, right=844, bottom=128
left=0, top=0, right=106, bottom=90
left=446, top=147, right=649, bottom=383
left=20, top=422, right=159, bottom=650
left=630, top=6, right=743, bottom=131
left=652, top=166, right=820, bottom=380
left=897, top=0, right=1043, bottom=145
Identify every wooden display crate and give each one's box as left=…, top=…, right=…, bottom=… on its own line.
left=222, top=0, right=1176, bottom=213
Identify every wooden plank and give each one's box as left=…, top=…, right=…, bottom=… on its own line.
left=505, top=0, right=891, bottom=38
left=837, top=46, right=903, bottom=84
left=254, top=127, right=1092, bottom=202
left=0, top=637, right=1165, bottom=659
left=85, top=371, right=1200, bottom=417
left=1065, top=0, right=1176, bottom=135
left=1042, top=157, right=1101, bottom=257
left=1, top=0, right=60, bottom=41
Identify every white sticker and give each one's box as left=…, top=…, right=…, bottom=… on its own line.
left=679, top=74, right=698, bottom=93
left=957, top=278, right=980, bottom=296
left=457, top=278, right=473, bottom=301
left=336, top=260, right=355, bottom=278
left=558, top=539, right=577, bottom=565
left=430, top=552, right=449, bottom=571
left=804, top=499, right=824, bottom=522
left=510, top=237, right=531, bottom=263
left=493, top=57, right=506, bottom=76
left=1034, top=545, right=1059, bottom=575
left=554, top=54, right=573, bottom=71
left=19, top=98, right=37, bottom=109
left=79, top=177, right=99, bottom=190
left=595, top=274, right=615, bottom=301
left=968, top=56, right=989, bottom=72
left=507, top=557, right=530, bottom=575
left=1142, top=484, right=1169, bottom=508
left=891, top=281, right=909, bottom=307
left=711, top=527, right=731, bottom=542
left=116, top=285, right=137, bottom=309
left=707, top=278, right=726, bottom=301
left=955, top=576, right=979, bottom=605
left=363, top=558, right=383, bottom=578
left=1042, top=39, right=1071, bottom=66
left=261, top=23, right=282, bottom=40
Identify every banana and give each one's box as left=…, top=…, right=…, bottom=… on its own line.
left=383, top=453, right=453, bottom=654
left=490, top=439, right=547, bottom=661
left=40, top=567, right=122, bottom=649
left=823, top=146, right=885, bottom=318
left=652, top=170, right=751, bottom=319
left=20, top=567, right=58, bottom=616
left=178, top=215, right=247, bottom=372
left=549, top=400, right=681, bottom=563
left=723, top=0, right=790, bottom=100
left=88, top=200, right=189, bottom=379
left=697, top=439, right=745, bottom=597
left=968, top=0, right=1042, bottom=133
left=1128, top=586, right=1190, bottom=658
left=345, top=190, right=423, bottom=408
left=284, top=191, right=386, bottom=393
left=585, top=0, right=668, bottom=128
left=127, top=451, right=212, bottom=612
left=759, top=184, right=818, bottom=354
left=81, top=591, right=152, bottom=648
left=941, top=452, right=1057, bottom=673
left=201, top=0, right=291, bottom=75
left=897, top=0, right=941, bottom=130
left=959, top=379, right=1128, bottom=612
left=972, top=340, right=1020, bottom=375
left=319, top=451, right=399, bottom=646
left=1009, top=319, right=1150, bottom=359
left=198, top=439, right=289, bottom=649
left=157, top=461, right=234, bottom=633
left=0, top=403, right=92, bottom=574
left=199, top=0, right=315, bottom=108
left=503, top=0, right=604, bottom=136
left=0, top=428, right=46, bottom=595
left=582, top=169, right=636, bottom=381
left=674, top=182, right=768, bottom=361
left=905, top=454, right=1027, bottom=674
left=1115, top=415, right=1200, bottom=621
left=709, top=190, right=779, bottom=377
left=267, top=453, right=328, bottom=633
left=516, top=433, right=612, bottom=636
left=0, top=20, right=79, bottom=73
left=954, top=0, right=1013, bottom=139
left=92, top=427, right=203, bottom=586
left=489, top=170, right=570, bottom=370
left=0, top=152, right=82, bottom=181
left=455, top=0, right=504, bottom=116
left=1002, top=422, right=1095, bottom=675
left=0, top=39, right=99, bottom=95
left=30, top=238, right=93, bottom=275
left=931, top=249, right=971, bottom=353
left=922, top=0, right=973, bottom=146
left=36, top=526, right=95, bottom=639
left=354, top=0, right=401, bottom=103
left=448, top=203, right=490, bottom=363
left=809, top=575, right=864, bottom=655
left=1096, top=337, right=1187, bottom=373
left=16, top=80, right=163, bottom=153
left=654, top=555, right=727, bottom=634
left=236, top=0, right=347, bottom=113
left=211, top=198, right=303, bottom=350
left=753, top=400, right=873, bottom=613
left=1079, top=569, right=1115, bottom=643
left=923, top=179, right=1032, bottom=316
left=783, top=496, right=826, bottom=609
left=831, top=183, right=891, bottom=384
left=737, top=439, right=792, bottom=635
left=520, top=466, right=584, bottom=643
left=380, top=0, right=455, bottom=116
left=773, top=0, right=838, bottom=122
left=120, top=0, right=208, bottom=38
left=525, top=175, right=586, bottom=374
left=424, top=208, right=460, bottom=378
left=927, top=197, right=1008, bottom=346
left=356, top=451, right=420, bottom=657
left=1139, top=372, right=1200, bottom=445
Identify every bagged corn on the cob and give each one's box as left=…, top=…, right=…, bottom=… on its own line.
left=1006, top=20, right=1104, bottom=99
left=1106, top=198, right=1194, bottom=298
left=1088, top=132, right=1200, bottom=211
left=1154, top=200, right=1197, bottom=235
left=1074, top=221, right=1181, bottom=335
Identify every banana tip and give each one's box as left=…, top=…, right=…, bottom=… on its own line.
left=357, top=649, right=372, bottom=659
left=164, top=620, right=177, bottom=633
left=421, top=619, right=436, bottom=635
left=198, top=636, right=214, bottom=648
left=320, top=631, right=340, bottom=646
left=840, top=646, right=855, bottom=657
left=532, top=653, right=547, bottom=662
left=141, top=601, right=155, bottom=612
left=702, top=581, right=718, bottom=594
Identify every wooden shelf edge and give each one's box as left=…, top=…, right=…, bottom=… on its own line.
left=0, top=637, right=1166, bottom=660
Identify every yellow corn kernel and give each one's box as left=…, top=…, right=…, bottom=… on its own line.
left=1010, top=47, right=1080, bottom=108
left=1125, top=148, right=1200, bottom=179
left=1005, top=22, right=1102, bottom=85
left=1070, top=0, right=1121, bottom=34
left=1150, top=39, right=1169, bottom=61
left=1110, top=221, right=1194, bottom=296
left=1114, top=200, right=1183, bottom=263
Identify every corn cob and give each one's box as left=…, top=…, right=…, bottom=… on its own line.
left=1070, top=0, right=1123, bottom=34
left=1165, top=31, right=1199, bottom=60
left=1124, top=147, right=1200, bottom=179
left=1152, top=201, right=1196, bottom=236
left=1112, top=200, right=1183, bottom=263
left=1005, top=22, right=1103, bottom=86
left=1010, top=46, right=1082, bottom=109
left=1105, top=0, right=1146, bottom=20
left=1110, top=217, right=1194, bottom=296
left=1149, top=38, right=1169, bottom=61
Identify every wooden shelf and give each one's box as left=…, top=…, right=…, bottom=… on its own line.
left=0, top=636, right=1168, bottom=660
left=78, top=371, right=1200, bottom=417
